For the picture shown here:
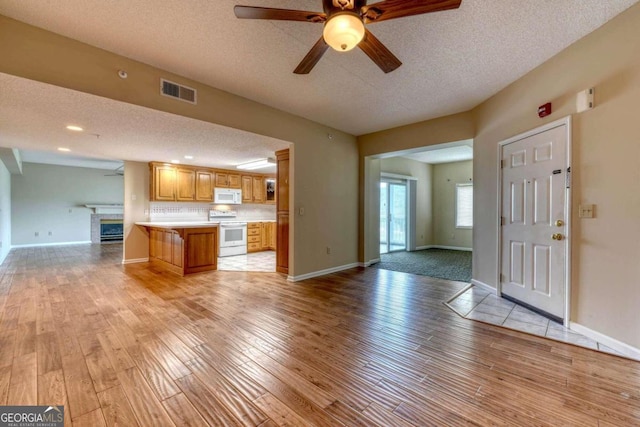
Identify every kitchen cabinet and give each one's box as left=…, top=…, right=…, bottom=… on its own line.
left=144, top=224, right=218, bottom=275
left=152, top=164, right=177, bottom=201
left=176, top=168, right=196, bottom=201
left=215, top=172, right=241, bottom=189
left=150, top=162, right=270, bottom=202
left=241, top=176, right=253, bottom=203
left=252, top=176, right=265, bottom=203
left=276, top=149, right=289, bottom=274
left=265, top=178, right=276, bottom=204
left=247, top=222, right=276, bottom=252
left=195, top=170, right=214, bottom=201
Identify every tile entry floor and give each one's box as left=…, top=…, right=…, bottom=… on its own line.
left=446, top=285, right=626, bottom=357
left=217, top=250, right=276, bottom=272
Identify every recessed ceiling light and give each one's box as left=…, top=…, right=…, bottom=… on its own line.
left=58, top=147, right=71, bottom=152
left=66, top=125, right=84, bottom=132
left=184, top=155, right=194, bottom=160
left=171, top=160, right=180, bottom=164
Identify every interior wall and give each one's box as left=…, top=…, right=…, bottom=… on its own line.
left=0, top=162, right=11, bottom=264
left=432, top=160, right=473, bottom=249
left=11, top=163, right=124, bottom=246
left=123, top=161, right=149, bottom=262
left=380, top=157, right=434, bottom=248
left=0, top=15, right=358, bottom=277
left=471, top=4, right=640, bottom=348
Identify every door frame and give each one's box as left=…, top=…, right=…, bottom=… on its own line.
left=379, top=176, right=408, bottom=253
left=496, top=116, right=572, bottom=326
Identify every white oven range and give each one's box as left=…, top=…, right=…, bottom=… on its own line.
left=218, top=221, right=248, bottom=257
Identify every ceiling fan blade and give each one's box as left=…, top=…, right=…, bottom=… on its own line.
left=234, top=6, right=326, bottom=23
left=294, top=37, right=330, bottom=74
left=361, top=0, right=461, bottom=24
left=358, top=29, right=402, bottom=73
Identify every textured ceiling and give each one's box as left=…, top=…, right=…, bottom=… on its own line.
left=0, top=1, right=638, bottom=171
left=0, top=73, right=287, bottom=172
left=0, top=0, right=637, bottom=137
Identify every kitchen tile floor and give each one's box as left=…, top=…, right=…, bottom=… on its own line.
left=218, top=250, right=276, bottom=272
left=447, top=286, right=625, bottom=357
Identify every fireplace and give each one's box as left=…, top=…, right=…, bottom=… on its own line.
left=90, top=214, right=124, bottom=243
left=100, top=219, right=123, bottom=242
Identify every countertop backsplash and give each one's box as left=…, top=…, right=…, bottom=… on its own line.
left=149, top=202, right=276, bottom=222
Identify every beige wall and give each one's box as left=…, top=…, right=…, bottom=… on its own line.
left=380, top=157, right=434, bottom=248
left=0, top=162, right=10, bottom=263
left=472, top=4, right=640, bottom=348
left=0, top=15, right=359, bottom=277
left=432, top=161, right=473, bottom=248
left=123, top=161, right=150, bottom=262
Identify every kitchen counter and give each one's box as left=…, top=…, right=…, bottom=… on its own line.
left=135, top=221, right=220, bottom=228
left=136, top=222, right=219, bottom=276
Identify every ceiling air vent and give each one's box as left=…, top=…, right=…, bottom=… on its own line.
left=160, top=79, right=197, bottom=104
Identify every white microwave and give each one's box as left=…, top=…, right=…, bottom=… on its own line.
left=214, top=188, right=242, bottom=204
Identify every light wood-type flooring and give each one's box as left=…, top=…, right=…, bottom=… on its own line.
left=0, top=244, right=638, bottom=426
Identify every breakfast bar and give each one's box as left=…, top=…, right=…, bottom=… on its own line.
left=136, top=222, right=219, bottom=276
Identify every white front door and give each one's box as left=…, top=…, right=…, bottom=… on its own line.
left=500, top=120, right=569, bottom=320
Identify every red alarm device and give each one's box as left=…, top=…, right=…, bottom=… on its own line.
left=538, top=102, right=552, bottom=118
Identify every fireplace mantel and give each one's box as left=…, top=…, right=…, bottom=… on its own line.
left=85, top=204, right=124, bottom=214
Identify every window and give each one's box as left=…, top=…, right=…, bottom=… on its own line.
left=456, top=183, right=473, bottom=228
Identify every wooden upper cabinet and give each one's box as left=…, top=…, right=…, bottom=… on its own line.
left=276, top=149, right=289, bottom=212
left=252, top=176, right=265, bottom=203
left=215, top=172, right=241, bottom=189
left=195, top=170, right=213, bottom=202
left=176, top=168, right=196, bottom=201
left=241, top=176, right=253, bottom=203
left=152, top=164, right=177, bottom=201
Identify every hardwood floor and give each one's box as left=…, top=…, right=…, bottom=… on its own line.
left=0, top=244, right=638, bottom=426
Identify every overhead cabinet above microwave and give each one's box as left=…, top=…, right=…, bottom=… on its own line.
left=149, top=162, right=274, bottom=203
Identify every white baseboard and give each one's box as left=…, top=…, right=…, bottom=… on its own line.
left=471, top=279, right=498, bottom=294
left=359, top=258, right=380, bottom=267
left=288, top=262, right=360, bottom=282
left=569, top=322, right=640, bottom=361
left=11, top=240, right=92, bottom=249
left=414, top=245, right=472, bottom=251
left=122, top=257, right=149, bottom=265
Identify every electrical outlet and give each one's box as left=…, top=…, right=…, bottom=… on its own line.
left=48, top=231, right=52, bottom=236
left=579, top=204, right=594, bottom=218
left=326, top=246, right=331, bottom=255
left=35, top=232, right=39, bottom=237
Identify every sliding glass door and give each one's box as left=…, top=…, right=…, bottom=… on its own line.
left=380, top=180, right=407, bottom=254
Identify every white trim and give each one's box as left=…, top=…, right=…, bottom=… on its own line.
left=570, top=322, right=640, bottom=361
left=287, top=262, right=360, bottom=282
left=432, top=245, right=472, bottom=252
left=381, top=172, right=418, bottom=181
left=471, top=279, right=498, bottom=294
left=122, top=257, right=150, bottom=264
left=11, top=241, right=92, bottom=248
left=496, top=116, right=572, bottom=324
left=415, top=245, right=472, bottom=252
left=359, top=258, right=380, bottom=267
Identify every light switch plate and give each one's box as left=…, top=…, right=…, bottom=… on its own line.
left=579, top=204, right=594, bottom=218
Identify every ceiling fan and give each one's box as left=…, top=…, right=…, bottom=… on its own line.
left=234, top=0, right=462, bottom=74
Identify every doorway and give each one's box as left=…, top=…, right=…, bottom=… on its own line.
left=379, top=179, right=407, bottom=254
left=499, top=117, right=571, bottom=323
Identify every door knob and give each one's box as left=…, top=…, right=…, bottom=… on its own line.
left=552, top=233, right=563, bottom=241
left=555, top=220, right=564, bottom=227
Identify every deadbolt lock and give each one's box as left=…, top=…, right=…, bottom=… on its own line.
left=552, top=233, right=564, bottom=241
left=555, top=220, right=564, bottom=227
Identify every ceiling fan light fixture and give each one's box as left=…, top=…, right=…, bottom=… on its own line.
left=323, top=13, right=365, bottom=52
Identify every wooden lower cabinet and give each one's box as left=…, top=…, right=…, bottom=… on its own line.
left=276, top=214, right=289, bottom=274
left=146, top=226, right=217, bottom=275
left=247, top=222, right=276, bottom=252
